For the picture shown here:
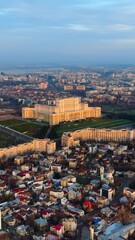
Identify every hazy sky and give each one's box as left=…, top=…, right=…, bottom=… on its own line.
left=0, top=0, right=135, bottom=65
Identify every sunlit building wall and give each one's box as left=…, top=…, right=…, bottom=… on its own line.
left=22, top=97, right=101, bottom=125
left=0, top=139, right=56, bottom=158
left=61, top=128, right=135, bottom=147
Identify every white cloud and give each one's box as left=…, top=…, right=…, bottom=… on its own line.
left=108, top=24, right=135, bottom=32
left=67, top=24, right=92, bottom=31
left=0, top=7, right=22, bottom=15
left=50, top=24, right=93, bottom=32
left=50, top=22, right=135, bottom=33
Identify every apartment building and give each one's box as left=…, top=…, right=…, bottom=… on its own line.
left=61, top=128, right=135, bottom=147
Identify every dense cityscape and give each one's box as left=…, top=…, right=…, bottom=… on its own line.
left=1, top=0, right=135, bottom=239
left=0, top=66, right=135, bottom=240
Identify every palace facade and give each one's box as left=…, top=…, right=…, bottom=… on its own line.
left=22, top=97, right=101, bottom=125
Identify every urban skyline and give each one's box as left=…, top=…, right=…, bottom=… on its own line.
left=0, top=63, right=135, bottom=239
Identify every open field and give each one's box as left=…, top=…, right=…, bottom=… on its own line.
left=0, top=119, right=49, bottom=138
left=54, top=118, right=134, bottom=138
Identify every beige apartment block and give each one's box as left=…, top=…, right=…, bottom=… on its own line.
left=62, top=218, right=77, bottom=232
left=0, top=139, right=56, bottom=159
left=22, top=97, right=101, bottom=125
left=76, top=85, right=86, bottom=90
left=46, top=141, right=56, bottom=154
left=64, top=85, right=73, bottom=91
left=61, top=128, right=135, bottom=147
left=38, top=82, right=48, bottom=89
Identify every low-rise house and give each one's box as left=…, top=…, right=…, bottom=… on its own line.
left=50, top=224, right=64, bottom=237
left=41, top=209, right=54, bottom=219
left=32, top=182, right=43, bottom=192
left=61, top=197, right=68, bottom=205
left=67, top=205, right=84, bottom=216
left=21, top=165, right=30, bottom=171
left=16, top=225, right=28, bottom=236
left=123, top=187, right=135, bottom=200
left=51, top=164, right=62, bottom=173
left=62, top=218, right=77, bottom=232
left=3, top=214, right=16, bottom=226
left=50, top=190, right=64, bottom=199
left=101, top=207, right=113, bottom=217
left=17, top=211, right=27, bottom=221
left=17, top=171, right=31, bottom=180
left=34, top=217, right=48, bottom=230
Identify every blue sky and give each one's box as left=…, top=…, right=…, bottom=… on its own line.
left=0, top=0, right=135, bottom=65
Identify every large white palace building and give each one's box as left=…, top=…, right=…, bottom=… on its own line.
left=22, top=97, right=101, bottom=125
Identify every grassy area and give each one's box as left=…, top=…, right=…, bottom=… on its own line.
left=1, top=117, right=134, bottom=140
left=115, top=109, right=135, bottom=115
left=0, top=132, right=22, bottom=148
left=0, top=119, right=49, bottom=138
left=102, top=105, right=127, bottom=112
left=0, top=119, right=23, bottom=126
left=54, top=118, right=134, bottom=138
left=102, top=105, right=135, bottom=115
